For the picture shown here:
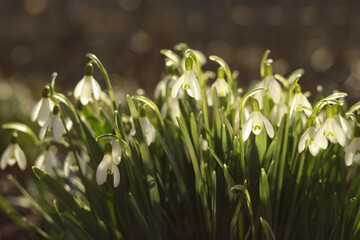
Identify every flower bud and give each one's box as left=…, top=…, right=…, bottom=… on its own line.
left=217, top=67, right=225, bottom=79
left=85, top=63, right=93, bottom=76
left=42, top=86, right=51, bottom=98
left=185, top=57, right=193, bottom=71
left=326, top=105, right=333, bottom=118
left=251, top=98, right=260, bottom=112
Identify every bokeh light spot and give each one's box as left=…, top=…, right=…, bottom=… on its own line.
left=311, top=47, right=334, bottom=72
left=23, top=0, right=47, bottom=15
left=130, top=30, right=153, bottom=54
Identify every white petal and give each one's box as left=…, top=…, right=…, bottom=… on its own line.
left=338, top=115, right=351, bottom=139
left=111, top=140, right=122, bottom=165
left=91, top=77, right=101, bottom=101
left=141, top=118, right=156, bottom=146
left=80, top=77, right=93, bottom=105
left=309, top=143, right=320, bottom=156
left=38, top=98, right=52, bottom=126
left=214, top=78, right=229, bottom=97
left=112, top=163, right=120, bottom=187
left=332, top=119, right=346, bottom=146
left=96, top=157, right=109, bottom=185
left=74, top=77, right=85, bottom=99
left=52, top=115, right=65, bottom=142
left=252, top=112, right=263, bottom=135
left=319, top=136, right=328, bottom=149
left=189, top=72, right=201, bottom=100
left=1, top=145, right=13, bottom=170
left=259, top=112, right=274, bottom=138
left=242, top=113, right=253, bottom=141
left=268, top=77, right=281, bottom=104
left=14, top=144, right=27, bottom=171
left=39, top=115, right=52, bottom=140
left=314, top=123, right=326, bottom=147
left=63, top=153, right=72, bottom=177
left=31, top=99, right=42, bottom=122
left=154, top=77, right=168, bottom=98
left=160, top=103, right=167, bottom=119
left=345, top=150, right=354, bottom=166
left=298, top=129, right=309, bottom=153
left=35, top=153, right=45, bottom=169
left=171, top=75, right=184, bottom=99
left=65, top=117, right=73, bottom=131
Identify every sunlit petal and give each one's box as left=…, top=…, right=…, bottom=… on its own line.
left=242, top=113, right=253, bottom=141
left=259, top=112, right=274, bottom=138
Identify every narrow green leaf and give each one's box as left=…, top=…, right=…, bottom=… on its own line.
left=2, top=122, right=40, bottom=145
left=212, top=86, right=221, bottom=139
left=60, top=214, right=95, bottom=240
left=211, top=170, right=217, bottom=240
left=260, top=50, right=271, bottom=79
left=259, top=169, right=272, bottom=224
left=260, top=217, right=276, bottom=240
left=190, top=112, right=200, bottom=156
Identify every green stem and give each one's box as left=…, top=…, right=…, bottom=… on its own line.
left=86, top=53, right=117, bottom=111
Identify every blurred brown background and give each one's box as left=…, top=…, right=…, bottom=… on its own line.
left=1, top=0, right=360, bottom=100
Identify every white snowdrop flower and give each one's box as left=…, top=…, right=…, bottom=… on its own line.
left=1, top=134, right=26, bottom=171
left=314, top=105, right=346, bottom=147
left=35, top=148, right=59, bottom=177
left=140, top=117, right=156, bottom=146
left=290, top=84, right=312, bottom=116
left=234, top=103, right=250, bottom=133
left=192, top=49, right=207, bottom=66
left=344, top=127, right=360, bottom=166
left=242, top=98, right=274, bottom=141
left=298, top=126, right=328, bottom=156
left=39, top=105, right=65, bottom=142
left=270, top=102, right=288, bottom=127
left=31, top=86, right=55, bottom=126
left=207, top=67, right=234, bottom=106
left=96, top=142, right=120, bottom=187
left=161, top=98, right=181, bottom=124
left=154, top=62, right=178, bottom=99
left=171, top=57, right=201, bottom=100
left=74, top=63, right=101, bottom=105
left=332, top=105, right=352, bottom=139
left=111, top=139, right=122, bottom=165
left=154, top=76, right=172, bottom=99
left=63, top=149, right=89, bottom=178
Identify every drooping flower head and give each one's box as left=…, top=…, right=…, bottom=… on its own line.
left=31, top=86, right=55, bottom=127
left=345, top=126, right=360, bottom=166
left=314, top=105, right=346, bottom=147
left=39, top=105, right=66, bottom=142
left=96, top=142, right=121, bottom=187
left=35, top=147, right=59, bottom=177
left=298, top=123, right=328, bottom=156
left=242, top=98, right=274, bottom=141
left=155, top=61, right=178, bottom=99
left=171, top=57, right=201, bottom=100
left=332, top=104, right=352, bottom=140
left=207, top=67, right=233, bottom=106
left=291, top=84, right=313, bottom=116
left=1, top=133, right=27, bottom=171
left=74, top=63, right=102, bottom=105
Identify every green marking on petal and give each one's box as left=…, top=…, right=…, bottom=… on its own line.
left=254, top=125, right=261, bottom=131
left=296, top=106, right=302, bottom=111
left=327, top=132, right=334, bottom=137
left=184, top=84, right=190, bottom=89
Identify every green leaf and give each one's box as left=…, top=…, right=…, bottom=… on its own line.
left=260, top=217, right=276, bottom=240
left=60, top=214, right=95, bottom=240
left=32, top=167, right=108, bottom=239
left=232, top=185, right=255, bottom=240
left=128, top=192, right=153, bottom=239
left=212, top=86, right=221, bottom=139
left=259, top=169, right=272, bottom=224
left=190, top=112, right=200, bottom=156
left=211, top=170, right=217, bottom=240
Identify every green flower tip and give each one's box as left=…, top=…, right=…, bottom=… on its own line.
left=53, top=105, right=60, bottom=115
left=295, top=84, right=302, bottom=94
left=332, top=104, right=339, bottom=115
left=251, top=98, right=260, bottom=112
left=217, top=67, right=225, bottom=79
left=326, top=105, right=333, bottom=118
left=264, top=61, right=273, bottom=77
left=185, top=57, right=193, bottom=71
left=104, top=142, right=112, bottom=154
left=85, top=63, right=93, bottom=76
left=10, top=132, right=18, bottom=144
left=42, top=86, right=51, bottom=98
left=354, top=126, right=360, bottom=137
left=165, top=61, right=177, bottom=76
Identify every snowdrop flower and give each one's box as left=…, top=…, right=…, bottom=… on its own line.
left=31, top=86, right=55, bottom=126
left=242, top=98, right=274, bottom=141
left=298, top=126, right=328, bottom=156
left=35, top=148, right=59, bottom=177
left=290, top=84, right=312, bottom=116
left=63, top=149, right=89, bottom=177
left=129, top=111, right=156, bottom=146
left=332, top=105, right=352, bottom=139
left=254, top=62, right=282, bottom=107
left=74, top=63, right=101, bottom=105
left=96, top=142, right=121, bottom=187
left=161, top=98, right=180, bottom=124
left=344, top=126, right=360, bottom=166
left=314, top=105, right=346, bottom=147
left=207, top=67, right=234, bottom=106
left=271, top=102, right=288, bottom=127
left=1, top=134, right=26, bottom=171
left=171, top=57, right=201, bottom=100
left=39, top=105, right=66, bottom=142
left=154, top=62, right=178, bottom=99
